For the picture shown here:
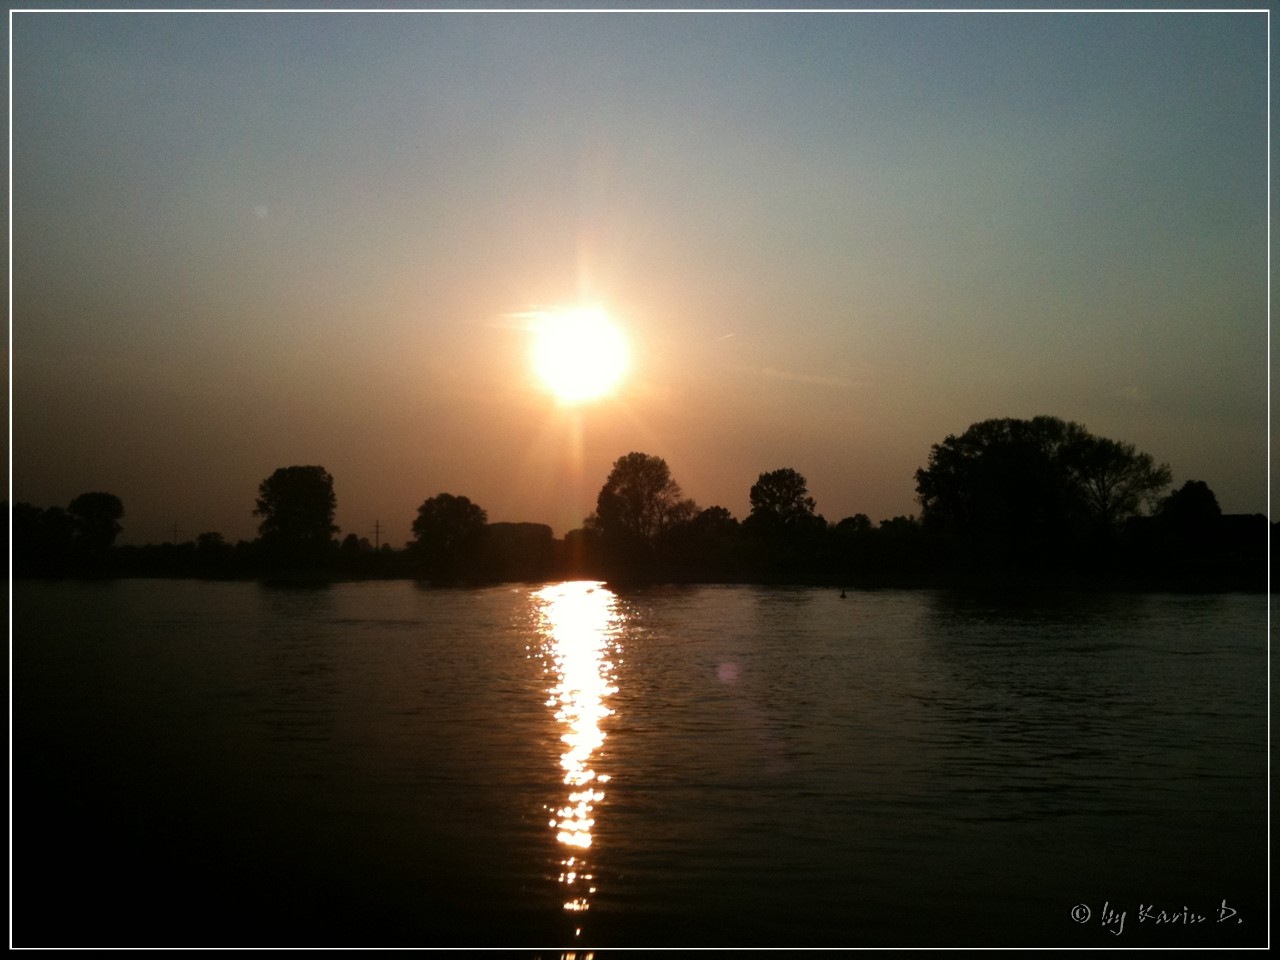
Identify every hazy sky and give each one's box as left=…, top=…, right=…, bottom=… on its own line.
left=10, top=9, right=1269, bottom=546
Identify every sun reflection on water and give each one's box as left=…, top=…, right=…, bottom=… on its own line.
left=533, top=581, right=622, bottom=932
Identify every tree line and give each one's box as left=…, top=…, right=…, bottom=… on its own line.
left=8, top=416, right=1270, bottom=590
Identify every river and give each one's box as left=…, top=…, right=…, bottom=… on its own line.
left=12, top=579, right=1268, bottom=947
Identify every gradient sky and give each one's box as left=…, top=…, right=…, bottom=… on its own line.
left=10, top=9, right=1269, bottom=547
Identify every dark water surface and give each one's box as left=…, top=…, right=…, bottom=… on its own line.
left=13, top=580, right=1268, bottom=948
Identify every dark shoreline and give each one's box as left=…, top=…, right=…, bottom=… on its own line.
left=12, top=567, right=1270, bottom=594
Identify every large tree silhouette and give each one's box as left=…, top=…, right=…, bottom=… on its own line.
left=743, top=468, right=825, bottom=577
left=590, top=452, right=695, bottom=576
left=411, top=493, right=488, bottom=582
left=744, top=468, right=822, bottom=534
left=67, top=492, right=124, bottom=552
left=1063, top=432, right=1172, bottom=529
left=593, top=452, right=694, bottom=542
left=253, top=465, right=338, bottom=567
left=915, top=416, right=1170, bottom=572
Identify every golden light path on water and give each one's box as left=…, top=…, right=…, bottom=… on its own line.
left=532, top=581, right=622, bottom=940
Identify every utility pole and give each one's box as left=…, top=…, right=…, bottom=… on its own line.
left=372, top=520, right=381, bottom=551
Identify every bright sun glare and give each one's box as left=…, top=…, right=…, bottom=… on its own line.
left=532, top=307, right=628, bottom=405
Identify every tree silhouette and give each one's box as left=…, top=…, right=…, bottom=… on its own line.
left=689, top=504, right=738, bottom=534
left=1158, top=479, right=1222, bottom=524
left=1064, top=432, right=1172, bottom=529
left=593, top=452, right=694, bottom=543
left=253, top=465, right=338, bottom=567
left=661, top=505, right=743, bottom=581
left=411, top=493, right=488, bottom=582
left=745, top=468, right=822, bottom=533
left=591, top=452, right=695, bottom=577
left=743, top=468, right=826, bottom=579
left=1152, top=479, right=1223, bottom=563
left=12, top=503, right=75, bottom=576
left=836, top=513, right=873, bottom=534
left=915, top=416, right=1170, bottom=573
left=67, top=492, right=124, bottom=552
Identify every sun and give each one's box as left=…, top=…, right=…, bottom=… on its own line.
left=532, top=306, right=629, bottom=405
